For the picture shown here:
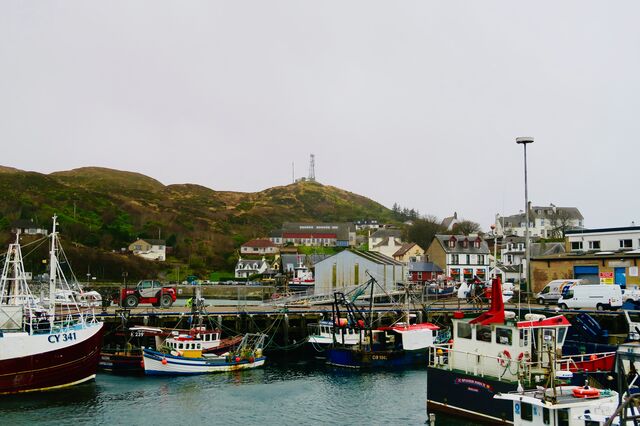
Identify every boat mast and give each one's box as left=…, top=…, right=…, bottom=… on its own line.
left=49, top=215, right=58, bottom=322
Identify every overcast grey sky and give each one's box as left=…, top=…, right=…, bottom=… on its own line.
left=1, top=1, right=639, bottom=230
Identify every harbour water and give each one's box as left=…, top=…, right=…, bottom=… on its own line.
left=0, top=357, right=473, bottom=425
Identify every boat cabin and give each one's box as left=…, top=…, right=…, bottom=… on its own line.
left=373, top=323, right=440, bottom=351
left=445, top=314, right=570, bottom=382
left=167, top=336, right=203, bottom=358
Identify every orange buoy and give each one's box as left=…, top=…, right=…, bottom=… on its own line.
left=235, top=356, right=241, bottom=363
left=249, top=357, right=255, bottom=363
left=572, top=386, right=600, bottom=398
left=161, top=357, right=168, bottom=365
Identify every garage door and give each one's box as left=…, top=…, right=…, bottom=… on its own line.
left=574, top=265, right=599, bottom=284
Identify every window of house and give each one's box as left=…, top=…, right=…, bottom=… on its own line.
left=477, top=325, right=492, bottom=342
left=506, top=255, right=513, bottom=263
left=451, top=254, right=459, bottom=264
left=463, top=239, right=468, bottom=248
left=588, top=240, right=601, bottom=250
left=478, top=255, right=485, bottom=264
left=571, top=241, right=583, bottom=251
left=417, top=272, right=422, bottom=280
left=457, top=323, right=471, bottom=339
left=449, top=240, right=455, bottom=248
left=465, top=255, right=470, bottom=264
left=621, top=239, right=633, bottom=249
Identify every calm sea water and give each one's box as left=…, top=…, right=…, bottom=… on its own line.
left=0, top=358, right=476, bottom=426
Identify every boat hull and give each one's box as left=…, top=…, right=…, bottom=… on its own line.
left=99, top=352, right=143, bottom=374
left=0, top=322, right=105, bottom=394
left=142, top=349, right=266, bottom=375
left=426, top=366, right=515, bottom=424
left=326, top=347, right=427, bottom=368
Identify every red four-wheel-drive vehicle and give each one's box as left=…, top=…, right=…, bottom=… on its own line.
left=112, top=280, right=177, bottom=308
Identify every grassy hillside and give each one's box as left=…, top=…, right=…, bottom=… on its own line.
left=0, top=167, right=398, bottom=280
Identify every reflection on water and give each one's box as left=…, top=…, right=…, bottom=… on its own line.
left=0, top=358, right=477, bottom=425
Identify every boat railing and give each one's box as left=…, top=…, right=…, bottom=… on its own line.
left=557, top=351, right=617, bottom=371
left=428, top=343, right=535, bottom=382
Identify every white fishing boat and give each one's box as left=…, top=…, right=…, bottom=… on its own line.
left=495, top=382, right=619, bottom=425
left=0, top=216, right=104, bottom=394
left=307, top=319, right=365, bottom=348
left=142, top=332, right=267, bottom=375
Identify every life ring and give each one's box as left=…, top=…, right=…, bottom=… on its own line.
left=517, top=351, right=530, bottom=362
left=572, top=386, right=600, bottom=399
left=497, top=350, right=511, bottom=367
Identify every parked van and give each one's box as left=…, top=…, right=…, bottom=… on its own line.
left=557, top=284, right=623, bottom=311
left=536, top=279, right=584, bottom=305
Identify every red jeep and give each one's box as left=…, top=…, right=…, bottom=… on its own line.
left=114, top=280, right=177, bottom=308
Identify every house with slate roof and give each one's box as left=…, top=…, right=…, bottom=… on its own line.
left=269, top=222, right=355, bottom=247
left=425, top=234, right=490, bottom=283
left=441, top=212, right=459, bottom=231
left=392, top=242, right=425, bottom=264
left=496, top=204, right=584, bottom=238
left=408, top=261, right=443, bottom=284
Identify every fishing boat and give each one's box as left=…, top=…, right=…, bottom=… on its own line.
left=0, top=216, right=104, bottom=394
left=100, top=325, right=243, bottom=374
left=307, top=319, right=365, bottom=350
left=426, top=276, right=615, bottom=424
left=325, top=276, right=443, bottom=368
left=494, top=381, right=619, bottom=425
left=142, top=332, right=267, bottom=375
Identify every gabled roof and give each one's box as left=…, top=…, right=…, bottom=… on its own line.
left=393, top=243, right=419, bottom=257
left=433, top=234, right=490, bottom=254
left=408, top=262, right=442, bottom=273
left=242, top=239, right=276, bottom=248
left=351, top=250, right=404, bottom=265
left=138, top=238, right=165, bottom=245
left=372, top=237, right=403, bottom=248
left=370, top=228, right=402, bottom=239
left=441, top=212, right=458, bottom=230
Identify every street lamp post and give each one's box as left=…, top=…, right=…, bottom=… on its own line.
left=516, top=137, right=534, bottom=294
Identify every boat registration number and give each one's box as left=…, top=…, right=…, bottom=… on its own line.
left=48, top=332, right=78, bottom=344
left=371, top=355, right=388, bottom=360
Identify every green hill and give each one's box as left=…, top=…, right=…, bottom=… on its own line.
left=0, top=167, right=398, bottom=280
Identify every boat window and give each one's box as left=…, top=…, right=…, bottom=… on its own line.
left=520, top=402, right=533, bottom=421
left=457, top=323, right=471, bottom=339
left=542, top=407, right=550, bottom=425
left=477, top=326, right=492, bottom=343
left=496, top=328, right=512, bottom=345
left=179, top=343, right=184, bottom=349
left=558, top=408, right=569, bottom=426
left=519, top=329, right=529, bottom=348
left=557, top=328, right=567, bottom=346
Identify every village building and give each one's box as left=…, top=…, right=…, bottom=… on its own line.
left=392, top=242, right=425, bottom=264
left=128, top=238, right=166, bottom=261
left=495, top=204, right=584, bottom=238
left=440, top=212, right=459, bottom=231
left=565, top=225, right=640, bottom=253
left=240, top=239, right=279, bottom=255
left=354, top=219, right=382, bottom=230
left=313, top=250, right=405, bottom=294
left=425, top=234, right=490, bottom=283
left=407, top=261, right=443, bottom=284
left=269, top=222, right=356, bottom=247
left=234, top=256, right=270, bottom=279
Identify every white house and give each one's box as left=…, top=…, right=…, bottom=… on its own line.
left=128, top=238, right=166, bottom=261
left=565, top=226, right=640, bottom=253
left=425, top=235, right=490, bottom=283
left=11, top=219, right=48, bottom=236
left=500, top=237, right=565, bottom=280
left=240, top=239, right=279, bottom=255
left=313, top=250, right=405, bottom=294
left=496, top=204, right=584, bottom=238
left=235, top=256, right=270, bottom=279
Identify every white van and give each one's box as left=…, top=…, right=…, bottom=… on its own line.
left=557, top=284, right=623, bottom=311
left=536, top=279, right=584, bottom=305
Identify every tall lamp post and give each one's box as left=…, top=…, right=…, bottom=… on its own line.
left=516, top=137, right=534, bottom=294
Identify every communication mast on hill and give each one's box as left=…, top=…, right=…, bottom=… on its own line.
left=308, top=154, right=316, bottom=182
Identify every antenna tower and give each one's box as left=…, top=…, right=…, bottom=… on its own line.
left=308, top=154, right=316, bottom=182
